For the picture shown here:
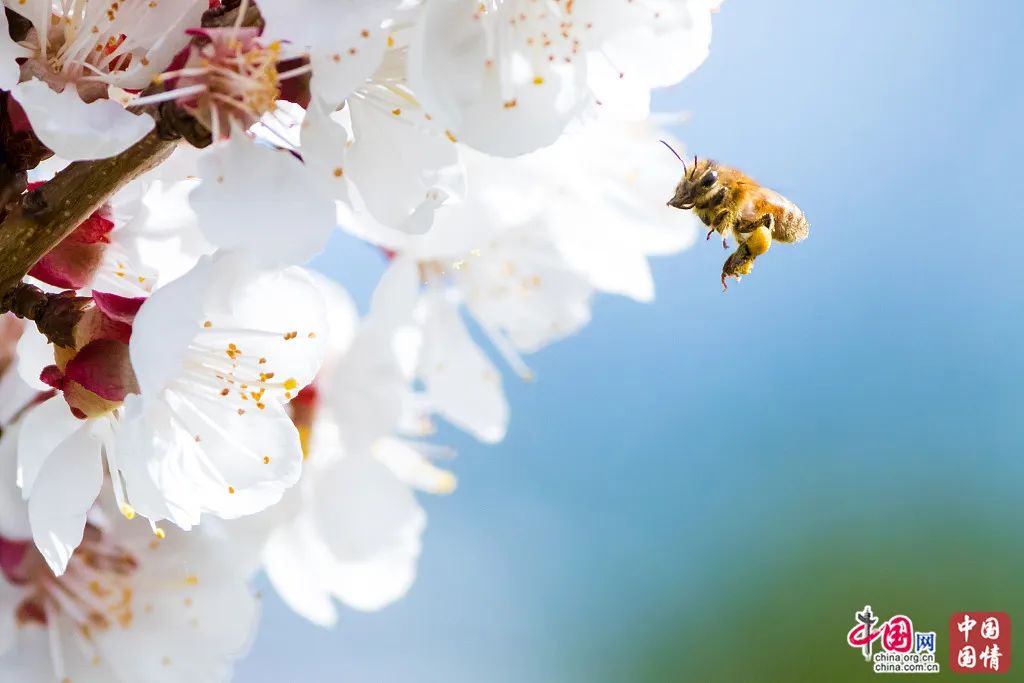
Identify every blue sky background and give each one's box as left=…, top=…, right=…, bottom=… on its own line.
left=238, top=2, right=1024, bottom=680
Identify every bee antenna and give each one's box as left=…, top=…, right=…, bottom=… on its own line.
left=659, top=140, right=687, bottom=174
left=691, top=155, right=698, bottom=179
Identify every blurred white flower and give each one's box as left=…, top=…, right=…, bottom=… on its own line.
left=0, top=489, right=258, bottom=683
left=260, top=273, right=454, bottom=622
left=263, top=422, right=453, bottom=621
left=340, top=119, right=694, bottom=424
left=475, top=117, right=700, bottom=302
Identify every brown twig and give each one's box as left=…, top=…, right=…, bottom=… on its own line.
left=0, top=282, right=92, bottom=348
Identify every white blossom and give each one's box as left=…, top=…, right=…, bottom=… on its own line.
left=407, top=0, right=720, bottom=156
left=15, top=253, right=327, bottom=574
left=260, top=274, right=454, bottom=622
left=0, top=481, right=258, bottom=683
left=297, top=50, right=465, bottom=236
left=2, top=0, right=206, bottom=160
left=337, top=118, right=694, bottom=430
left=115, top=252, right=327, bottom=530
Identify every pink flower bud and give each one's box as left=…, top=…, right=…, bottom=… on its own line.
left=27, top=182, right=114, bottom=290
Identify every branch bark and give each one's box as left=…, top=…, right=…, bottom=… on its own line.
left=0, top=130, right=176, bottom=295
left=0, top=281, right=91, bottom=348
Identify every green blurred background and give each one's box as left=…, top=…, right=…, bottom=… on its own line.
left=240, top=2, right=1024, bottom=681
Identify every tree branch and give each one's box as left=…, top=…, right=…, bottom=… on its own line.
left=0, top=129, right=176, bottom=295
left=0, top=281, right=91, bottom=348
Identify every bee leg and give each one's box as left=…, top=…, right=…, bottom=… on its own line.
left=710, top=208, right=733, bottom=245
left=706, top=229, right=714, bottom=241
left=748, top=213, right=773, bottom=234
left=722, top=238, right=729, bottom=250
left=721, top=226, right=771, bottom=291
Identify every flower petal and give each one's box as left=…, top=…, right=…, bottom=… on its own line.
left=190, top=135, right=336, bottom=266
left=91, top=291, right=146, bottom=325
left=129, top=258, right=210, bottom=397
left=160, top=390, right=303, bottom=519
left=312, top=452, right=424, bottom=563
left=325, top=258, right=419, bottom=452
left=374, top=437, right=457, bottom=495
left=260, top=0, right=398, bottom=105
left=416, top=289, right=508, bottom=443
left=458, top=224, right=593, bottom=353
left=586, top=0, right=716, bottom=120
left=15, top=395, right=81, bottom=499
left=407, top=0, right=589, bottom=156
left=11, top=80, right=155, bottom=161
left=345, top=97, right=463, bottom=232
left=27, top=423, right=104, bottom=575
left=14, top=326, right=55, bottom=392
left=299, top=100, right=352, bottom=203
left=62, top=339, right=139, bottom=402
left=263, top=523, right=339, bottom=627
left=84, top=512, right=259, bottom=683
left=0, top=424, right=29, bottom=540
left=309, top=33, right=388, bottom=107
left=113, top=395, right=199, bottom=529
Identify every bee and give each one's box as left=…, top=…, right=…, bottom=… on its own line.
left=661, top=141, right=808, bottom=290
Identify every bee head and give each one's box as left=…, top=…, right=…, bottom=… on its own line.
left=660, top=143, right=720, bottom=210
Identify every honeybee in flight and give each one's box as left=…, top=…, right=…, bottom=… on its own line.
left=661, top=141, right=808, bottom=290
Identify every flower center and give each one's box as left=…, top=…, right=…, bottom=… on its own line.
left=19, top=3, right=154, bottom=100
left=476, top=0, right=594, bottom=92
left=134, top=27, right=309, bottom=139
left=175, top=318, right=313, bottom=416
left=2, top=530, right=138, bottom=635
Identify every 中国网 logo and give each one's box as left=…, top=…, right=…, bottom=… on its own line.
left=846, top=605, right=940, bottom=674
